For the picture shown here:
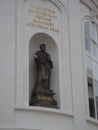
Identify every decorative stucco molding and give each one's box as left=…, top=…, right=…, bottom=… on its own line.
left=80, top=0, right=98, bottom=16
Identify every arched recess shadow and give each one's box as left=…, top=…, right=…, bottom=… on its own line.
left=29, top=32, right=60, bottom=108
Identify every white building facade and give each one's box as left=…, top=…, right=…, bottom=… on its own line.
left=0, top=0, right=98, bottom=130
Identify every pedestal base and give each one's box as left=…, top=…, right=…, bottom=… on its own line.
left=30, top=90, right=57, bottom=108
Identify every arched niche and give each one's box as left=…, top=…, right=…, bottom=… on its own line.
left=29, top=32, right=60, bottom=108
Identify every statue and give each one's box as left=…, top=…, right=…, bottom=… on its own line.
left=30, top=44, right=57, bottom=108
left=34, top=44, right=53, bottom=91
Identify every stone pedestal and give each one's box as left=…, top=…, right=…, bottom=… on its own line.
left=30, top=89, right=57, bottom=108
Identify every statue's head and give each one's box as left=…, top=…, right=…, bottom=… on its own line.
left=40, top=44, right=46, bottom=51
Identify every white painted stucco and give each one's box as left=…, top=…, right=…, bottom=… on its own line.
left=0, top=0, right=98, bottom=130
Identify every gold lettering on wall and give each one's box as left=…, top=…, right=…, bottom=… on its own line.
left=26, top=4, right=60, bottom=33
left=30, top=5, right=55, bottom=14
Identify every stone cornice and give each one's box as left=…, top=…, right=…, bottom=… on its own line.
left=80, top=0, right=98, bottom=16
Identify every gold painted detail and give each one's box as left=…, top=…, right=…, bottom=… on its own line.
left=27, top=23, right=48, bottom=30
left=36, top=15, right=51, bottom=22
left=28, top=9, right=57, bottom=19
left=37, top=95, right=53, bottom=102
left=27, top=23, right=59, bottom=33
left=30, top=5, right=55, bottom=14
left=26, top=4, right=60, bottom=33
left=33, top=19, right=54, bottom=27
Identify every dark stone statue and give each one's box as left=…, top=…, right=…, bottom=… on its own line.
left=35, top=44, right=53, bottom=91
left=30, top=44, right=57, bottom=108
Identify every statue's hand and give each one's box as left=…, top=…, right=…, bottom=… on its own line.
left=35, top=55, right=38, bottom=59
